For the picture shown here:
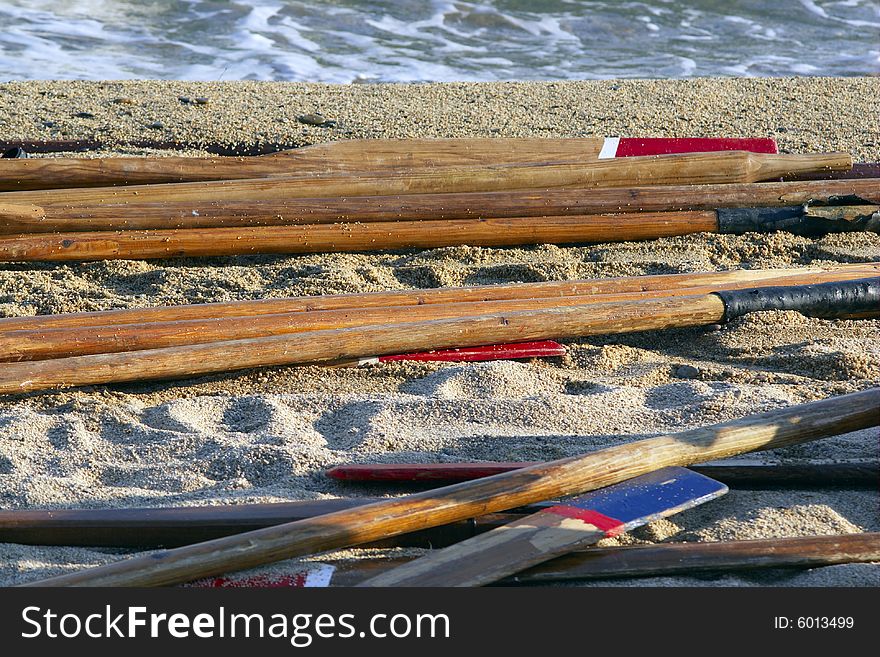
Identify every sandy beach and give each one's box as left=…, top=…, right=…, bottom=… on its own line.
left=0, top=77, right=877, bottom=587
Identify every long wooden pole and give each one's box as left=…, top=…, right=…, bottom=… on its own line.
left=325, top=462, right=880, bottom=488
left=5, top=263, right=873, bottom=333
left=0, top=152, right=851, bottom=207
left=0, top=213, right=720, bottom=262
left=5, top=463, right=873, bottom=548
left=3, top=266, right=875, bottom=361
left=4, top=204, right=877, bottom=262
left=251, top=533, right=880, bottom=587
left=0, top=138, right=605, bottom=191
left=18, top=388, right=880, bottom=586
left=1, top=278, right=875, bottom=395
left=0, top=294, right=727, bottom=393
left=0, top=137, right=781, bottom=191
left=0, top=499, right=532, bottom=550
left=5, top=178, right=878, bottom=234
left=508, top=533, right=880, bottom=584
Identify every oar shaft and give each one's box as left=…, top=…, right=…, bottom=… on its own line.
left=326, top=462, right=880, bottom=488
left=0, top=151, right=851, bottom=207
left=1, top=264, right=874, bottom=332
left=3, top=266, right=875, bottom=361
left=0, top=213, right=721, bottom=262
left=0, top=138, right=614, bottom=191
left=5, top=179, right=877, bottom=234
left=0, top=500, right=528, bottom=549
left=513, top=533, right=880, bottom=583
left=19, top=388, right=880, bottom=586
left=0, top=294, right=727, bottom=394
left=3, top=278, right=876, bottom=394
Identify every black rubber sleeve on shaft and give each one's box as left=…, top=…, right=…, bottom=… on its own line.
left=716, top=278, right=880, bottom=323
left=717, top=203, right=879, bottom=237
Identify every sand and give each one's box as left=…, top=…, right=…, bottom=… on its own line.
left=0, top=77, right=877, bottom=587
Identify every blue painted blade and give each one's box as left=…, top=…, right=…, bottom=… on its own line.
left=546, top=466, right=728, bottom=534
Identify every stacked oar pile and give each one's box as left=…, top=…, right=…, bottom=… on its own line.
left=0, top=137, right=877, bottom=261
left=1, top=137, right=878, bottom=588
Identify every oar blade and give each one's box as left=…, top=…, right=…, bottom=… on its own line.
left=358, top=466, right=727, bottom=587
left=373, top=340, right=566, bottom=364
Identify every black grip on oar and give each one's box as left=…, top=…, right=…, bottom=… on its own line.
left=716, top=278, right=880, bottom=323
left=717, top=203, right=880, bottom=236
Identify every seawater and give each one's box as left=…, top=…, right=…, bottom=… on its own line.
left=0, top=0, right=877, bottom=81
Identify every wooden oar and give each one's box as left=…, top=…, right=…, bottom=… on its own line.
left=357, top=467, right=728, bottom=587
left=0, top=499, right=538, bottom=549
left=0, top=137, right=779, bottom=191
left=506, top=532, right=880, bottom=584
left=5, top=267, right=874, bottom=361
left=4, top=263, right=872, bottom=333
left=18, top=387, right=880, bottom=587
left=4, top=462, right=869, bottom=549
left=190, top=533, right=880, bottom=588
left=326, top=462, right=880, bottom=488
left=2, top=136, right=779, bottom=158
left=2, top=204, right=875, bottom=262
left=5, top=178, right=877, bottom=234
left=0, top=151, right=851, bottom=207
left=1, top=278, right=875, bottom=395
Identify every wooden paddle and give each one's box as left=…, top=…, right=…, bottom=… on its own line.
left=4, top=267, right=875, bottom=361
left=5, top=178, right=877, bottom=234
left=357, top=467, right=728, bottom=586
left=4, top=263, right=871, bottom=333
left=18, top=387, right=880, bottom=586
left=0, top=137, right=779, bottom=191
left=188, top=533, right=880, bottom=588
left=0, top=151, right=851, bottom=208
left=2, top=204, right=875, bottom=263
left=1, top=277, right=875, bottom=394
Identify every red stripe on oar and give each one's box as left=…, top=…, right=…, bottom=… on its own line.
left=544, top=506, right=626, bottom=537
left=192, top=572, right=308, bottom=588
left=378, top=340, right=566, bottom=363
left=616, top=137, right=778, bottom=157
left=326, top=462, right=539, bottom=482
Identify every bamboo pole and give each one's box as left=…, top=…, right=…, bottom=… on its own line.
left=5, top=178, right=878, bottom=234
left=18, top=388, right=880, bottom=586
left=3, top=266, right=876, bottom=361
left=1, top=278, right=876, bottom=395
left=0, top=152, right=852, bottom=208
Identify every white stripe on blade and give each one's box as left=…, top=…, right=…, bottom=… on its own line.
left=597, top=137, right=620, bottom=159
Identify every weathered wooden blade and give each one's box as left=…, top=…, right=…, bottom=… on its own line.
left=357, top=467, right=727, bottom=587
left=187, top=533, right=880, bottom=588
